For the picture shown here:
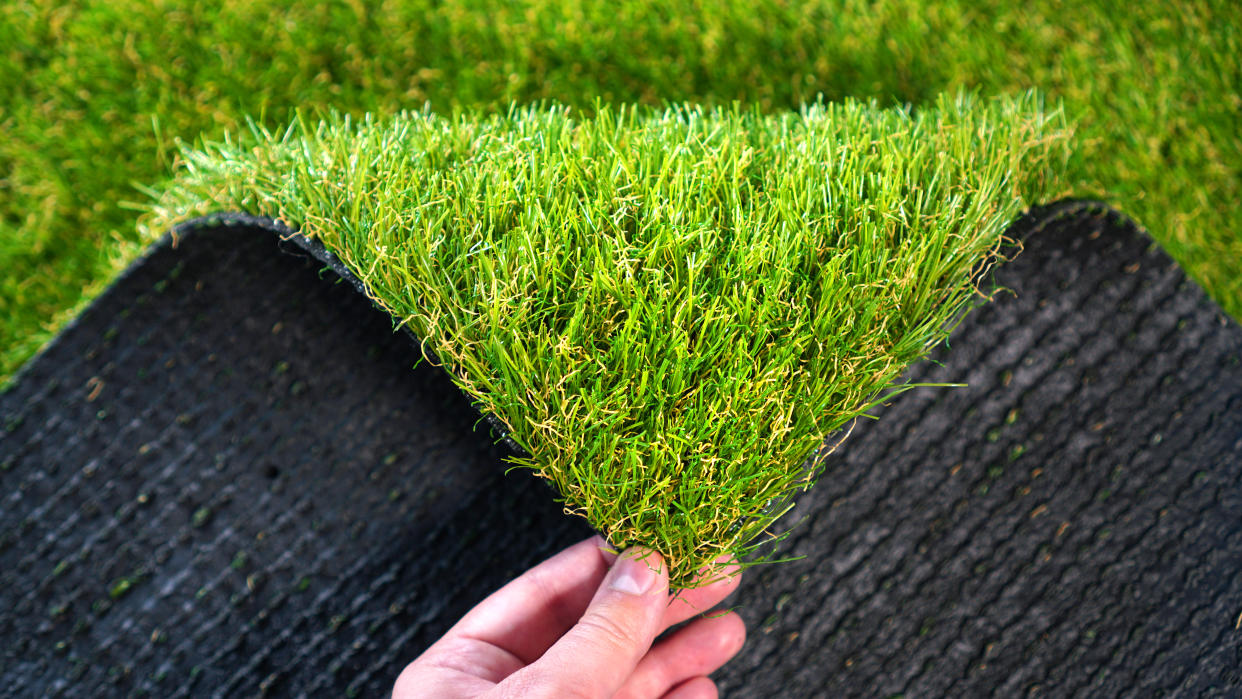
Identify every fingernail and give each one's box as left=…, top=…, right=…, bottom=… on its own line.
left=608, top=549, right=661, bottom=595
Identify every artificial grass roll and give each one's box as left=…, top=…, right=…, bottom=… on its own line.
left=143, top=91, right=1072, bottom=587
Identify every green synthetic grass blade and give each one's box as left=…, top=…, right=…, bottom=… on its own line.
left=144, top=92, right=1070, bottom=586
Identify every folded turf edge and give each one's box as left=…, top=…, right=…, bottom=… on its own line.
left=141, top=92, right=1073, bottom=587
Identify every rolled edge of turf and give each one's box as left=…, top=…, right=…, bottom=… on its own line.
left=98, top=198, right=1128, bottom=574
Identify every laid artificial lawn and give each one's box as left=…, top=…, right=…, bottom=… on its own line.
left=0, top=0, right=1238, bottom=386
left=142, top=93, right=1072, bottom=586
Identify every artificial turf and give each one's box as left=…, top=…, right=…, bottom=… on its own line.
left=142, top=93, right=1072, bottom=585
left=1, top=1, right=1238, bottom=386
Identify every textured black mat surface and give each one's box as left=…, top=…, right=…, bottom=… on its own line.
left=2, top=202, right=1240, bottom=697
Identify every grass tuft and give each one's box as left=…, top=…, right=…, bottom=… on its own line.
left=143, top=92, right=1071, bottom=586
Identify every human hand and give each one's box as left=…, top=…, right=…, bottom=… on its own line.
left=393, top=535, right=746, bottom=698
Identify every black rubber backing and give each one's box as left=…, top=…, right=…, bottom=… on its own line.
left=2, top=202, right=1239, bottom=697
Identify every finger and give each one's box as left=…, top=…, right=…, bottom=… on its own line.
left=438, top=535, right=616, bottom=666
left=394, top=637, right=502, bottom=697
left=662, top=676, right=718, bottom=699
left=661, top=560, right=742, bottom=630
left=507, top=547, right=670, bottom=698
left=616, top=611, right=745, bottom=699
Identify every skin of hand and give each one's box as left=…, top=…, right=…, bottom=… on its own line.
left=393, top=535, right=746, bottom=699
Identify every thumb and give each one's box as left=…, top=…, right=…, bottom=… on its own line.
left=504, top=547, right=669, bottom=698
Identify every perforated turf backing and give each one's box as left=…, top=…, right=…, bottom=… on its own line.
left=2, top=202, right=1239, bottom=697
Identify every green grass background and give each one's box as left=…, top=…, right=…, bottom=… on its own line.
left=1, top=0, right=1239, bottom=383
